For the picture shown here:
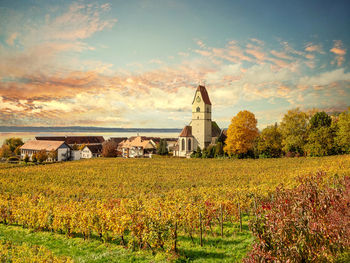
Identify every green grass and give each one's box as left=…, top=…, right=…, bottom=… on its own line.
left=0, top=218, right=253, bottom=262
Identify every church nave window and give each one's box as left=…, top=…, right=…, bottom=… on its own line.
left=181, top=138, right=185, bottom=151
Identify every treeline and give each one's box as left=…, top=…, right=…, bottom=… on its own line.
left=192, top=107, right=350, bottom=158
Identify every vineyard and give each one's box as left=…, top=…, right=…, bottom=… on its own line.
left=1, top=155, right=350, bottom=262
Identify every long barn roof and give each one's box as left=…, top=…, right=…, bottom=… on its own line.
left=20, top=140, right=68, bottom=151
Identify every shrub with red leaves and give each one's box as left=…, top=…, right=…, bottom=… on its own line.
left=244, top=172, right=350, bottom=262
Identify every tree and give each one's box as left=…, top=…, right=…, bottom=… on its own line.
left=78, top=144, right=86, bottom=151
left=257, top=123, right=282, bottom=158
left=14, top=145, right=21, bottom=155
left=215, top=142, right=224, bottom=157
left=335, top=107, right=350, bottom=153
left=195, top=146, right=202, bottom=158
left=24, top=154, right=29, bottom=164
left=72, top=143, right=79, bottom=150
left=305, top=127, right=335, bottom=156
left=279, top=108, right=309, bottom=155
left=4, top=138, right=24, bottom=153
left=309, top=111, right=332, bottom=130
left=36, top=150, right=48, bottom=163
left=224, top=110, right=259, bottom=156
left=0, top=144, right=12, bottom=158
left=305, top=112, right=335, bottom=157
left=157, top=139, right=168, bottom=155
left=102, top=140, right=118, bottom=157
left=48, top=150, right=58, bottom=161
left=32, top=153, right=37, bottom=163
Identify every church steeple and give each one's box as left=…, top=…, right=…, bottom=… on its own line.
left=191, top=85, right=212, bottom=149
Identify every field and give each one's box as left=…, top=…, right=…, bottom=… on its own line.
left=1, top=155, right=350, bottom=262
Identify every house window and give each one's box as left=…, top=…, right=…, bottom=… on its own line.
left=181, top=138, right=185, bottom=151
left=188, top=139, right=191, bottom=151
left=196, top=107, right=200, bottom=112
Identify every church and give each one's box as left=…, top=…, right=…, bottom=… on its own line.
left=173, top=85, right=221, bottom=157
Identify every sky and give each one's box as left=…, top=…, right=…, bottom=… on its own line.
left=0, top=0, right=349, bottom=129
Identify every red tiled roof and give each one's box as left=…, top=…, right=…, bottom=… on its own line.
left=36, top=136, right=104, bottom=145
left=85, top=144, right=102, bottom=154
left=108, top=137, right=128, bottom=145
left=179, top=126, right=192, bottom=137
left=195, top=85, right=211, bottom=105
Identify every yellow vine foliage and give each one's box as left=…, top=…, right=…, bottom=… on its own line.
left=0, top=156, right=349, bottom=252
left=0, top=240, right=73, bottom=262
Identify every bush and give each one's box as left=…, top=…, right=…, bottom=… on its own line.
left=7, top=156, right=19, bottom=162
left=36, top=150, right=48, bottom=163
left=24, top=154, right=29, bottom=164
left=244, top=172, right=350, bottom=262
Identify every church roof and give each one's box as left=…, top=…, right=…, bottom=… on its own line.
left=179, top=125, right=192, bottom=137
left=211, top=121, right=221, bottom=137
left=196, top=85, right=211, bottom=105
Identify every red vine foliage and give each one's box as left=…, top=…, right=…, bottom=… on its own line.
left=244, top=172, right=350, bottom=262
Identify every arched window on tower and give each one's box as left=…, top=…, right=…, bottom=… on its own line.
left=181, top=138, right=185, bottom=151
left=196, top=107, right=200, bottom=112
left=188, top=139, right=191, bottom=151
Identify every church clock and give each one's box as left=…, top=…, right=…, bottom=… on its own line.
left=196, top=96, right=201, bottom=102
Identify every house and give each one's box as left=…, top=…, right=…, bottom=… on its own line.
left=120, top=136, right=156, bottom=158
left=20, top=140, right=71, bottom=161
left=81, top=144, right=103, bottom=158
left=173, top=85, right=222, bottom=157
left=36, top=136, right=105, bottom=147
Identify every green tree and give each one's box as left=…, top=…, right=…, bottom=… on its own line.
left=335, top=107, right=350, bottom=153
left=279, top=108, right=309, bottom=155
left=215, top=142, right=224, bottom=157
left=32, top=153, right=37, bottom=163
left=305, top=127, right=335, bottom=156
left=309, top=111, right=332, bottom=129
left=194, top=146, right=202, bottom=158
left=24, top=154, right=30, bottom=164
left=305, top=111, right=335, bottom=156
left=257, top=123, right=283, bottom=158
left=224, top=110, right=259, bottom=156
left=157, top=139, right=168, bottom=155
left=4, top=138, right=24, bottom=153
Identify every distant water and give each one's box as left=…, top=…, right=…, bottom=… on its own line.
left=0, top=127, right=181, bottom=144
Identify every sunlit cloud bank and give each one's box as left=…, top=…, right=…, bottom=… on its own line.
left=0, top=1, right=349, bottom=129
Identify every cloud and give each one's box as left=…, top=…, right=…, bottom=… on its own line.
left=305, top=43, right=324, bottom=53
left=330, top=40, right=346, bottom=66
left=6, top=32, right=18, bottom=46
left=299, top=68, right=350, bottom=86
left=1, top=6, right=349, bottom=130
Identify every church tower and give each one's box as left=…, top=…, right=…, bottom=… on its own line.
left=191, top=85, right=212, bottom=149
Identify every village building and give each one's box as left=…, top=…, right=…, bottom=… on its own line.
left=20, top=140, right=71, bottom=161
left=174, top=85, right=221, bottom=157
left=81, top=144, right=103, bottom=158
left=119, top=136, right=157, bottom=158
left=35, top=136, right=105, bottom=148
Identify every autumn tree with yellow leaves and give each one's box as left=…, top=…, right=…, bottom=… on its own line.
left=224, top=110, right=259, bottom=156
